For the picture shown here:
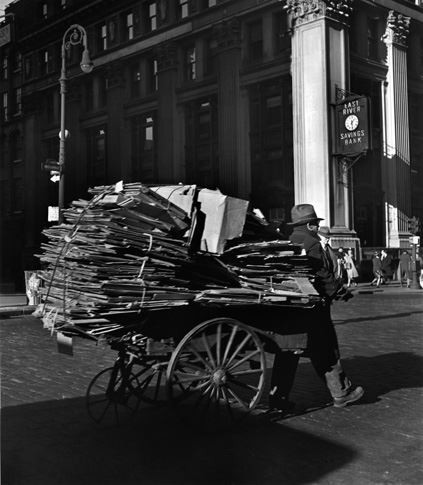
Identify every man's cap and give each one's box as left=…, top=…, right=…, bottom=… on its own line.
left=317, top=226, right=331, bottom=238
left=288, top=204, right=324, bottom=226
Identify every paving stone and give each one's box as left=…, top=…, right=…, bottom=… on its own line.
left=1, top=290, right=422, bottom=484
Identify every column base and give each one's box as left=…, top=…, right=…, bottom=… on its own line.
left=329, top=227, right=361, bottom=256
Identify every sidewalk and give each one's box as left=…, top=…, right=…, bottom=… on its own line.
left=0, top=293, right=37, bottom=318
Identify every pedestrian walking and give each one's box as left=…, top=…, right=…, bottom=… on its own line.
left=317, top=226, right=338, bottom=276
left=269, top=204, right=364, bottom=414
left=344, top=248, right=359, bottom=287
left=380, top=249, right=393, bottom=284
left=399, top=250, right=411, bottom=288
left=371, top=251, right=383, bottom=287
left=336, top=247, right=347, bottom=282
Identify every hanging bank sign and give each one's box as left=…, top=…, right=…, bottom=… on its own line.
left=335, top=96, right=370, bottom=156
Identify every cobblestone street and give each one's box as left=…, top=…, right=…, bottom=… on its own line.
left=1, top=287, right=423, bottom=484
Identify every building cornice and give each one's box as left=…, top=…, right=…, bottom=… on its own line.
left=284, top=0, right=355, bottom=28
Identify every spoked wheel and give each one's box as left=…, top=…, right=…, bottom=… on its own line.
left=167, top=318, right=266, bottom=431
left=86, top=365, right=141, bottom=425
left=131, top=359, right=168, bottom=406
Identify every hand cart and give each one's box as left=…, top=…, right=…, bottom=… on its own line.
left=85, top=289, right=323, bottom=429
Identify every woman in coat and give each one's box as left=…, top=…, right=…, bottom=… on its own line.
left=380, top=249, right=393, bottom=284
left=371, top=251, right=383, bottom=287
left=344, top=248, right=359, bottom=287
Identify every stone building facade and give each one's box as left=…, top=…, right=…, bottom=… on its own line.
left=1, top=0, right=422, bottom=291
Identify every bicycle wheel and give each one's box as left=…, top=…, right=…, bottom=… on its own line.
left=86, top=365, right=141, bottom=425
left=167, top=318, right=266, bottom=431
left=131, top=360, right=168, bottom=406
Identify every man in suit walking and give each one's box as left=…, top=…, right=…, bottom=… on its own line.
left=269, top=204, right=364, bottom=413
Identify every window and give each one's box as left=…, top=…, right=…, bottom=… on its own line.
left=87, top=127, right=107, bottom=187
left=367, top=18, right=378, bottom=60
left=130, top=63, right=142, bottom=97
left=145, top=2, right=157, bottom=32
left=2, top=92, right=8, bottom=121
left=42, top=3, right=48, bottom=19
left=39, top=49, right=50, bottom=75
left=13, top=52, right=22, bottom=72
left=2, top=56, right=8, bottom=80
left=185, top=98, right=218, bottom=188
left=13, top=88, right=21, bottom=115
left=9, top=131, right=22, bottom=161
left=131, top=114, right=156, bottom=182
left=97, top=23, right=108, bottom=51
left=248, top=20, right=263, bottom=63
left=249, top=80, right=294, bottom=217
left=108, top=19, right=117, bottom=45
left=179, top=0, right=189, bottom=19
left=420, top=37, right=423, bottom=68
left=126, top=12, right=134, bottom=40
left=201, top=0, right=217, bottom=7
left=24, top=56, right=33, bottom=79
left=185, top=46, right=196, bottom=81
left=148, top=58, right=158, bottom=92
left=273, top=12, right=290, bottom=55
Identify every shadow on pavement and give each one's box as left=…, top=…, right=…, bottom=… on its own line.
left=2, top=397, right=356, bottom=485
left=334, top=310, right=423, bottom=326
left=342, top=352, right=423, bottom=403
left=294, top=351, right=423, bottom=409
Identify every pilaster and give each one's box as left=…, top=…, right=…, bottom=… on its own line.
left=104, top=61, right=126, bottom=184
left=213, top=19, right=242, bottom=196
left=156, top=41, right=179, bottom=183
left=381, top=10, right=411, bottom=248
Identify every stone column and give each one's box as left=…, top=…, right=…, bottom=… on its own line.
left=156, top=41, right=179, bottom=183
left=103, top=61, right=126, bottom=184
left=285, top=0, right=353, bottom=230
left=213, top=19, right=242, bottom=196
left=381, top=10, right=411, bottom=248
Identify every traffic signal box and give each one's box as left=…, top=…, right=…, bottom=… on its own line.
left=41, top=159, right=61, bottom=183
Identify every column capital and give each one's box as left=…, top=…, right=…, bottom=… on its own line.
left=285, top=0, right=354, bottom=29
left=212, top=19, right=241, bottom=51
left=156, top=42, right=178, bottom=72
left=382, top=10, right=410, bottom=48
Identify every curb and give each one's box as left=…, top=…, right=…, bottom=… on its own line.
left=0, top=305, right=38, bottom=318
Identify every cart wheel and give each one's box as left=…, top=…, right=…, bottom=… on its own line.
left=167, top=318, right=266, bottom=430
left=86, top=366, right=141, bottom=425
left=131, top=360, right=168, bottom=406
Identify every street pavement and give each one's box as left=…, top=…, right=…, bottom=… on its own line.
left=1, top=284, right=422, bottom=485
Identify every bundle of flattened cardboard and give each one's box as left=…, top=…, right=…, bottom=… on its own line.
left=36, top=182, right=318, bottom=339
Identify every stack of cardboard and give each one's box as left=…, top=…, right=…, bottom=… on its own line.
left=36, top=181, right=318, bottom=340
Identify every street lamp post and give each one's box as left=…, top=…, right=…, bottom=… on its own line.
left=58, top=24, right=93, bottom=223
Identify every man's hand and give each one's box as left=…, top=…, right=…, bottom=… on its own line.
left=335, top=285, right=354, bottom=302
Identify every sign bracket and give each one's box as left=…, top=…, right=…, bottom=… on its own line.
left=339, top=151, right=366, bottom=173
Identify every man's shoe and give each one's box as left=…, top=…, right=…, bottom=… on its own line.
left=333, top=386, right=364, bottom=408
